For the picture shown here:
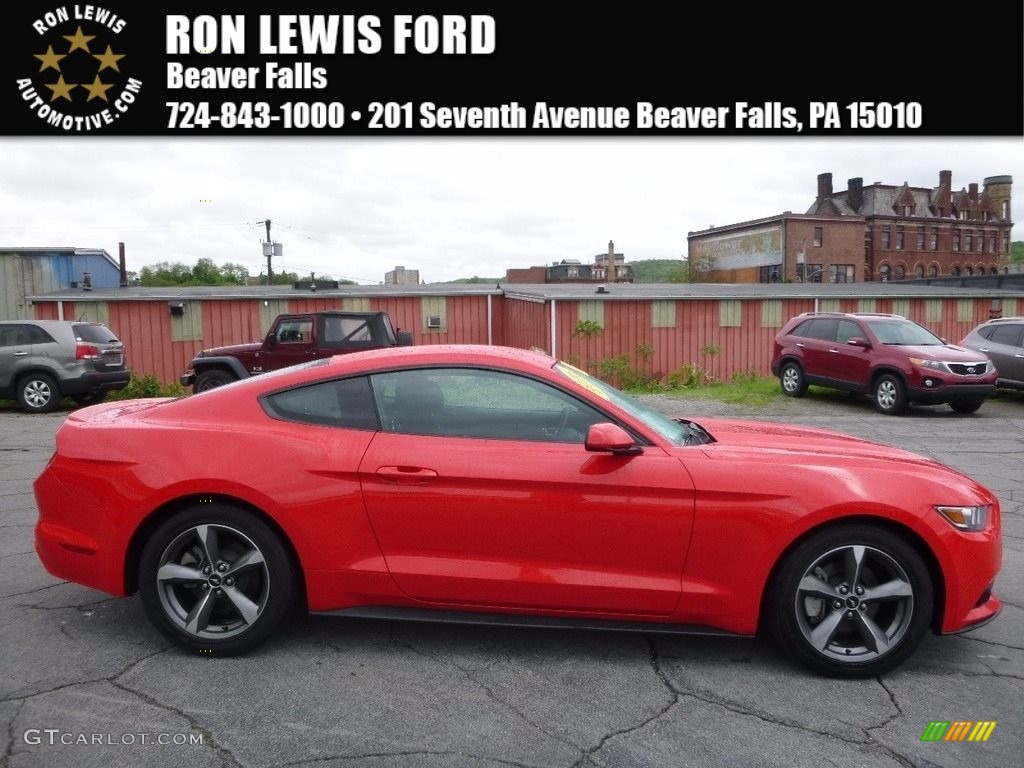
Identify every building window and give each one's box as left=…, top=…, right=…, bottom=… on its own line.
left=953, top=230, right=961, bottom=251
left=915, top=264, right=925, bottom=278
left=881, top=226, right=890, bottom=249
left=930, top=227, right=938, bottom=250
left=959, top=209, right=969, bottom=220
left=990, top=235, right=998, bottom=253
left=964, top=266, right=974, bottom=276
left=1002, top=201, right=1010, bottom=219
left=952, top=266, right=961, bottom=276
left=798, top=263, right=822, bottom=282
left=813, top=227, right=823, bottom=247
left=977, top=234, right=984, bottom=253
left=566, top=266, right=578, bottom=278
left=830, top=264, right=855, bottom=283
left=914, top=226, right=924, bottom=250
left=895, top=227, right=905, bottom=250
left=1003, top=233, right=1011, bottom=254
left=759, top=265, right=782, bottom=283
left=928, top=264, right=938, bottom=277
left=902, top=205, right=912, bottom=217
left=893, top=264, right=906, bottom=280
left=879, top=264, right=891, bottom=281
left=964, top=232, right=973, bottom=251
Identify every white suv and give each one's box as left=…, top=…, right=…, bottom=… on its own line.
left=0, top=320, right=130, bottom=413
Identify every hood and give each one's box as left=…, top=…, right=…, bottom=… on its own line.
left=691, top=417, right=941, bottom=467
left=897, top=344, right=989, bottom=363
left=197, top=341, right=262, bottom=357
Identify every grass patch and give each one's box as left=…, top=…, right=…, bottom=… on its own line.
left=627, top=373, right=784, bottom=406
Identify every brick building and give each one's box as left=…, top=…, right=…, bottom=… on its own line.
left=688, top=171, right=1013, bottom=283
left=505, top=240, right=636, bottom=284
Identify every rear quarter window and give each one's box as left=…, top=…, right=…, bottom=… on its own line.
left=72, top=324, right=119, bottom=343
left=262, top=375, right=379, bottom=430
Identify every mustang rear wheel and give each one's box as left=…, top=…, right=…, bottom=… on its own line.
left=767, top=524, right=933, bottom=678
left=139, top=505, right=296, bottom=655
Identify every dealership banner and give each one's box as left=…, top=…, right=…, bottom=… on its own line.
left=3, top=3, right=1022, bottom=136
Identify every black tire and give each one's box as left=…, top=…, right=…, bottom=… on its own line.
left=138, top=504, right=297, bottom=656
left=766, top=523, right=933, bottom=678
left=872, top=374, right=907, bottom=415
left=194, top=369, right=236, bottom=393
left=17, top=373, right=61, bottom=414
left=71, top=392, right=107, bottom=407
left=949, top=397, right=984, bottom=414
left=779, top=361, right=808, bottom=397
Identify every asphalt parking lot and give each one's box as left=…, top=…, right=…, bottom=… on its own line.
left=1, top=390, right=1021, bottom=768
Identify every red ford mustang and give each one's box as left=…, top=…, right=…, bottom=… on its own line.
left=34, top=344, right=1002, bottom=677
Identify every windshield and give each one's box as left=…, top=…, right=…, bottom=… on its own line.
left=554, top=362, right=711, bottom=446
left=866, top=319, right=945, bottom=346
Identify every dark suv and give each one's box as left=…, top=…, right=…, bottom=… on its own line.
left=771, top=312, right=998, bottom=415
left=0, top=320, right=130, bottom=413
left=960, top=317, right=1024, bottom=391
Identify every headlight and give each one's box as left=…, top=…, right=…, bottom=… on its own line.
left=935, top=504, right=989, bottom=531
left=910, top=358, right=950, bottom=373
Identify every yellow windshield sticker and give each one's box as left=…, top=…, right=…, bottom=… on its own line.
left=557, top=362, right=611, bottom=400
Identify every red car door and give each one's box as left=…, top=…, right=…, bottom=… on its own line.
left=358, top=367, right=695, bottom=616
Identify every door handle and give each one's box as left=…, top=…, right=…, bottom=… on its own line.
left=828, top=348, right=839, bottom=353
left=376, top=466, right=438, bottom=484
left=796, top=343, right=806, bottom=348
left=13, top=351, right=29, bottom=356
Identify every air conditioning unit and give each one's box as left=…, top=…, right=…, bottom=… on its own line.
left=426, top=316, right=443, bottom=328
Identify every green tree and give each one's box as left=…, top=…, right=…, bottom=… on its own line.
left=629, top=259, right=689, bottom=283
left=1011, top=241, right=1024, bottom=265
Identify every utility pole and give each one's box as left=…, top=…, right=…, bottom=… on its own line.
left=263, top=219, right=273, bottom=285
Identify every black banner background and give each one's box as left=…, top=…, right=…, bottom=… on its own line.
left=3, top=2, right=1022, bottom=136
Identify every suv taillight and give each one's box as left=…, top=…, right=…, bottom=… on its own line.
left=76, top=343, right=101, bottom=360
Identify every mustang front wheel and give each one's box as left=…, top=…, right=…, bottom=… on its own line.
left=767, top=524, right=933, bottom=677
left=139, top=505, right=297, bottom=655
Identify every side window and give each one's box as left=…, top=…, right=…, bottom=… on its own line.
left=800, top=318, right=839, bottom=341
left=27, top=325, right=57, bottom=344
left=275, top=319, right=313, bottom=343
left=0, top=325, right=32, bottom=347
left=262, top=376, right=378, bottom=429
left=371, top=367, right=608, bottom=442
left=835, top=320, right=862, bottom=343
left=321, top=316, right=374, bottom=347
left=989, top=324, right=1024, bottom=347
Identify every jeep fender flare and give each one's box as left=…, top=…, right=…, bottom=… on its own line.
left=191, top=356, right=252, bottom=381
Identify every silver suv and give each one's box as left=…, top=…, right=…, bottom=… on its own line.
left=0, top=320, right=130, bottom=413
left=960, top=317, right=1024, bottom=390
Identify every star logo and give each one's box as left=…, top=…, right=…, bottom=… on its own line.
left=82, top=75, right=114, bottom=102
left=16, top=11, right=142, bottom=133
left=62, top=26, right=96, bottom=53
left=44, top=75, right=77, bottom=102
left=33, top=45, right=66, bottom=73
left=93, top=45, right=125, bottom=73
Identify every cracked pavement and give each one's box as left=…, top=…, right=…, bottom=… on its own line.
left=1, top=392, right=1022, bottom=768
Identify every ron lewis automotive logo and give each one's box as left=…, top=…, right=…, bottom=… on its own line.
left=15, top=5, right=141, bottom=132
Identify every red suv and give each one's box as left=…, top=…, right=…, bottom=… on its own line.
left=771, top=312, right=998, bottom=415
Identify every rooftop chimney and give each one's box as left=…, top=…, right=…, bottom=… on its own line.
left=940, top=170, right=952, bottom=188
left=847, top=177, right=863, bottom=212
left=118, top=242, right=128, bottom=288
left=817, top=172, right=833, bottom=200
left=969, top=182, right=979, bottom=201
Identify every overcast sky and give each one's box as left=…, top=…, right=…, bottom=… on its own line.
left=2, top=137, right=1021, bottom=284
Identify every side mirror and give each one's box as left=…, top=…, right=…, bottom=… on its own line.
left=264, top=332, right=277, bottom=347
left=396, top=330, right=414, bottom=346
left=846, top=336, right=871, bottom=348
left=585, top=423, right=643, bottom=455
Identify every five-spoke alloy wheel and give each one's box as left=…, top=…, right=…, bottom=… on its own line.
left=139, top=505, right=296, bottom=655
left=767, top=524, right=932, bottom=677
